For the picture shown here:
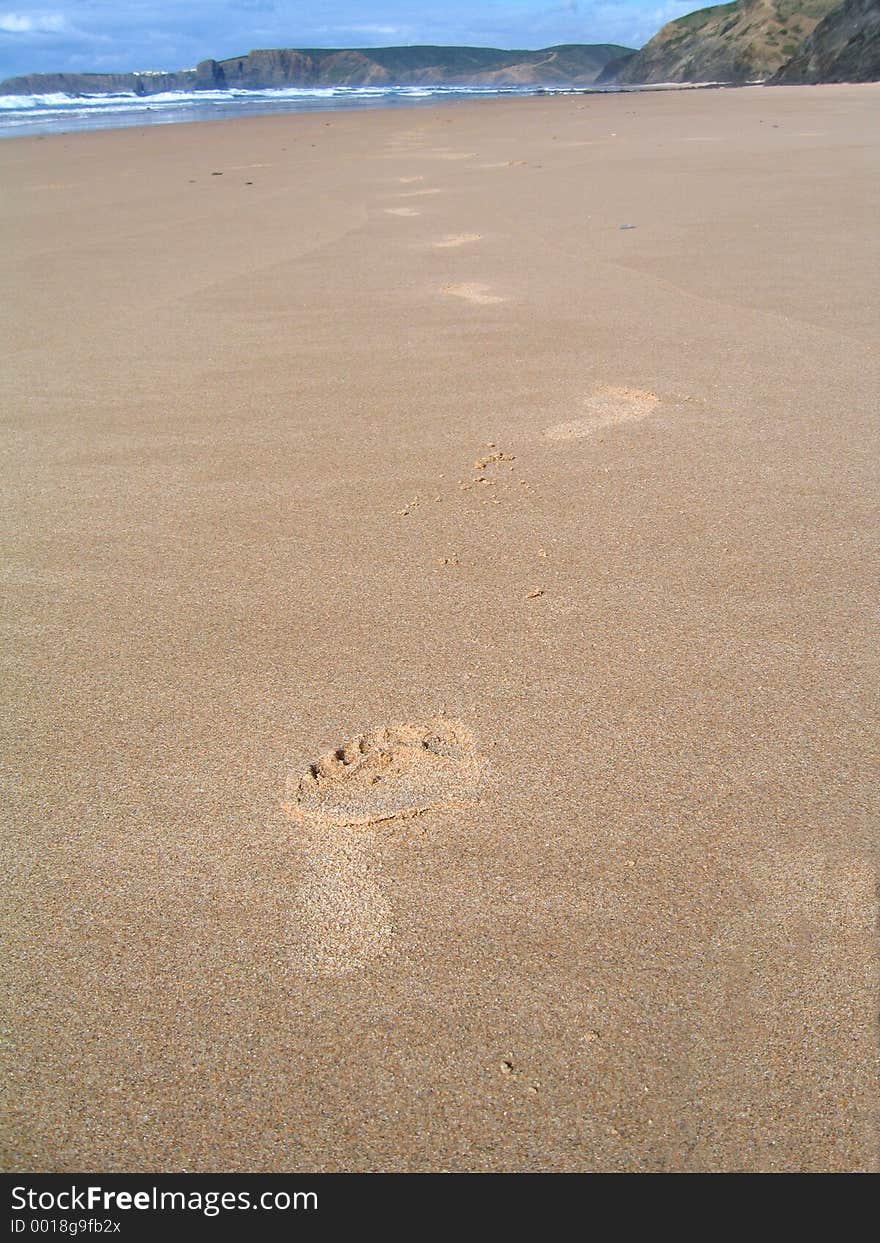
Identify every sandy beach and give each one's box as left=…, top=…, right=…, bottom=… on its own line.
left=1, top=84, right=878, bottom=1172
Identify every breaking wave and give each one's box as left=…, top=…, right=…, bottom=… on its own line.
left=0, top=83, right=594, bottom=137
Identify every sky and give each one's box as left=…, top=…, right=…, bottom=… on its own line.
left=0, top=1, right=701, bottom=80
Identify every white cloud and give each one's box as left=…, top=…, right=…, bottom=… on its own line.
left=346, top=25, right=404, bottom=37
left=0, top=12, right=66, bottom=33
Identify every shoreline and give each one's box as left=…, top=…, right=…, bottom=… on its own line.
left=0, top=78, right=770, bottom=142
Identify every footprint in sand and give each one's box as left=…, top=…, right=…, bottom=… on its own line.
left=284, top=721, right=482, bottom=976
left=432, top=233, right=482, bottom=249
left=544, top=386, right=659, bottom=440
left=396, top=175, right=425, bottom=184
left=443, top=282, right=505, bottom=305
left=385, top=206, right=421, bottom=217
left=286, top=720, right=482, bottom=829
left=393, top=188, right=444, bottom=198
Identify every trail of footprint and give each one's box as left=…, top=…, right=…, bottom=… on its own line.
left=432, top=233, right=482, bottom=249
left=285, top=721, right=482, bottom=976
left=443, top=282, right=505, bottom=305
left=544, top=387, right=659, bottom=439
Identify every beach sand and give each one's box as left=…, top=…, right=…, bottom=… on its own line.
left=1, top=85, right=877, bottom=1172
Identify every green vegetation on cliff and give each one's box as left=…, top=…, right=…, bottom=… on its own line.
left=771, top=0, right=880, bottom=81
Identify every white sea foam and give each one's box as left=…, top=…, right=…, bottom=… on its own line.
left=0, top=82, right=615, bottom=137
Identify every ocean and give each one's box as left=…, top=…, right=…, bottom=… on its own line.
left=0, top=82, right=617, bottom=139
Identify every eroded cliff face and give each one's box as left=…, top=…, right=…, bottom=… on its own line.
left=0, top=71, right=186, bottom=95
left=771, top=0, right=880, bottom=81
left=205, top=50, right=357, bottom=88
left=610, top=0, right=840, bottom=84
left=0, top=44, right=633, bottom=96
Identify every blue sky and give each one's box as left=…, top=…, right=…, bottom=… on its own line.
left=0, top=1, right=699, bottom=79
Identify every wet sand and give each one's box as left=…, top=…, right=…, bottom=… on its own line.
left=1, top=84, right=878, bottom=1172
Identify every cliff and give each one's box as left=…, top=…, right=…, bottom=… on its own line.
left=771, top=0, right=880, bottom=80
left=606, top=0, right=840, bottom=84
left=0, top=70, right=185, bottom=96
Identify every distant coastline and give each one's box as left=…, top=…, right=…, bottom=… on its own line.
left=0, top=43, right=633, bottom=98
